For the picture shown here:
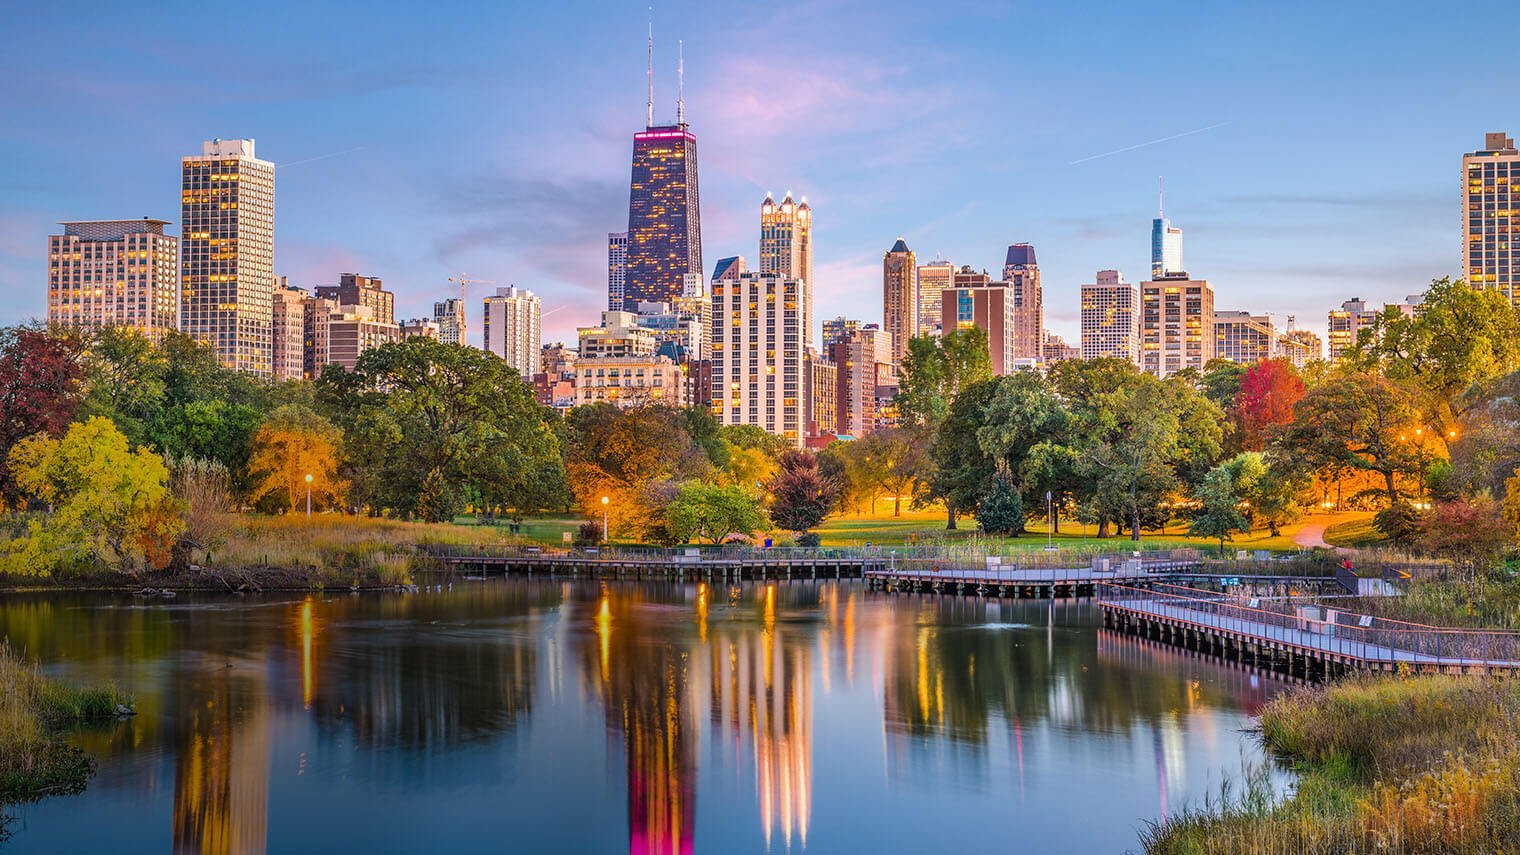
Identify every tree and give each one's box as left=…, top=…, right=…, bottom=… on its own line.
left=665, top=483, right=767, bottom=545
left=977, top=372, right=1071, bottom=530
left=926, top=380, right=999, bottom=529
left=1419, top=496, right=1511, bottom=583
left=976, top=470, right=1023, bottom=536
left=79, top=326, right=167, bottom=447
left=1277, top=371, right=1419, bottom=507
left=1373, top=503, right=1422, bottom=548
left=3, top=417, right=182, bottom=576
left=561, top=403, right=715, bottom=537
left=247, top=405, right=346, bottom=514
left=0, top=324, right=85, bottom=504
left=896, top=328, right=993, bottom=431
left=318, top=338, right=563, bottom=521
left=1234, top=358, right=1304, bottom=451
left=1189, top=465, right=1247, bottom=553
left=768, top=450, right=840, bottom=536
left=719, top=424, right=791, bottom=462
left=843, top=428, right=929, bottom=516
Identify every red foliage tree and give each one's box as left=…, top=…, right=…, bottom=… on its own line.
left=0, top=324, right=85, bottom=503
left=1234, top=358, right=1305, bottom=451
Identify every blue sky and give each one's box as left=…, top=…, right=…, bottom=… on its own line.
left=0, top=0, right=1510, bottom=347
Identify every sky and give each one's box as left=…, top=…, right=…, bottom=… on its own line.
left=0, top=0, right=1513, bottom=348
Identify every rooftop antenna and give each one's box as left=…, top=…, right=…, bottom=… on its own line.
left=1158, top=176, right=1165, bottom=218
left=676, top=39, right=684, bottom=125
left=646, top=10, right=654, bottom=128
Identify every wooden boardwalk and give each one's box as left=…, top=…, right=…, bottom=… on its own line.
left=423, top=545, right=882, bottom=582
left=1099, top=582, right=1520, bottom=680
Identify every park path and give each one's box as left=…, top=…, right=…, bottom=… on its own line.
left=1292, top=514, right=1363, bottom=553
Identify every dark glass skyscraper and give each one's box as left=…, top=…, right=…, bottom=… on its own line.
left=623, top=123, right=702, bottom=310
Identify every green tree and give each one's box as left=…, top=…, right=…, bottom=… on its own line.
left=3, top=417, right=182, bottom=576
left=843, top=428, right=930, bottom=516
left=318, top=338, right=563, bottom=520
left=976, top=372, right=1071, bottom=530
left=1189, top=465, right=1247, bottom=553
left=925, top=380, right=999, bottom=529
left=1277, top=371, right=1419, bottom=507
left=976, top=469, right=1023, bottom=536
left=560, top=403, right=714, bottom=538
left=666, top=483, right=767, bottom=545
left=896, top=328, right=993, bottom=431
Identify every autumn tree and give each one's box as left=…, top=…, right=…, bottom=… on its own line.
left=561, top=403, right=714, bottom=537
left=841, top=428, right=929, bottom=516
left=0, top=324, right=85, bottom=504
left=1277, top=371, right=1419, bottom=507
left=3, top=417, right=181, bottom=576
left=247, top=405, right=346, bottom=514
left=1420, top=496, right=1511, bottom=584
left=767, top=450, right=840, bottom=538
left=1234, top=358, right=1305, bottom=451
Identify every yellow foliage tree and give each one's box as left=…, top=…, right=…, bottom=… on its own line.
left=248, top=405, right=346, bottom=514
left=4, top=416, right=182, bottom=576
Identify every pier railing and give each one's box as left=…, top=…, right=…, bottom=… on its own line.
left=1097, top=581, right=1520, bottom=666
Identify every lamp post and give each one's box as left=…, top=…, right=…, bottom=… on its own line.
left=601, top=495, right=610, bottom=544
left=305, top=473, right=313, bottom=518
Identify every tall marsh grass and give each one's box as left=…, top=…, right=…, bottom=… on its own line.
left=0, top=642, right=129, bottom=802
left=1143, top=675, right=1520, bottom=854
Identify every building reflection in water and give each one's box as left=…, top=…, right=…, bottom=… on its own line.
left=170, top=658, right=270, bottom=855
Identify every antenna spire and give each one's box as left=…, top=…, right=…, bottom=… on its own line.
left=646, top=10, right=654, bottom=128
left=1158, top=175, right=1164, bottom=218
left=677, top=39, right=684, bottom=125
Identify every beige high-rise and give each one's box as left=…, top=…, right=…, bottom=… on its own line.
left=1327, top=297, right=1376, bottom=360
left=1140, top=275, right=1214, bottom=377
left=483, top=286, right=542, bottom=378
left=1463, top=132, right=1519, bottom=302
left=916, top=260, right=953, bottom=336
left=271, top=280, right=307, bottom=382
left=1002, top=243, right=1043, bottom=362
left=181, top=139, right=275, bottom=377
left=882, top=238, right=916, bottom=365
left=1080, top=270, right=1139, bottom=364
left=47, top=219, right=178, bottom=340
left=711, top=272, right=811, bottom=447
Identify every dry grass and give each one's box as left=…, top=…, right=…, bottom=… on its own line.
left=0, top=642, right=129, bottom=803
left=1144, top=675, right=1520, bottom=854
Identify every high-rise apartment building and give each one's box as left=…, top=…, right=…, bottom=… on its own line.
left=482, top=286, right=541, bottom=378
left=578, top=310, right=658, bottom=359
left=822, top=317, right=860, bottom=345
left=711, top=255, right=746, bottom=283
left=942, top=283, right=1017, bottom=375
left=916, top=260, right=954, bottom=336
left=1002, top=243, right=1043, bottom=361
left=624, top=123, right=702, bottom=309
left=47, top=219, right=178, bottom=339
left=711, top=272, right=810, bottom=446
left=271, top=280, right=307, bottom=382
left=301, top=294, right=336, bottom=380
left=316, top=273, right=393, bottom=325
left=1276, top=325, right=1322, bottom=368
left=432, top=298, right=465, bottom=346
left=1327, top=297, right=1377, bottom=360
left=1042, top=332, right=1080, bottom=364
left=1080, top=269, right=1139, bottom=363
left=806, top=349, right=837, bottom=437
left=181, top=138, right=276, bottom=377
left=1463, top=132, right=1519, bottom=301
left=607, top=231, right=628, bottom=311
left=827, top=324, right=895, bottom=437
left=1140, top=275, right=1215, bottom=377
left=400, top=319, right=440, bottom=340
left=1213, top=311, right=1275, bottom=365
left=324, top=305, right=401, bottom=372
left=882, top=238, right=917, bottom=365
left=760, top=194, right=812, bottom=332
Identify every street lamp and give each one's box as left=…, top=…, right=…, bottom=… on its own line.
left=305, top=473, right=313, bottom=518
left=601, top=495, right=610, bottom=543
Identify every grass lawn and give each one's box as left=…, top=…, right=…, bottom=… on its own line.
left=814, top=507, right=1315, bottom=552
left=1323, top=516, right=1387, bottom=548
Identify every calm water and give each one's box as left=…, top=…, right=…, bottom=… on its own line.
left=0, top=581, right=1289, bottom=854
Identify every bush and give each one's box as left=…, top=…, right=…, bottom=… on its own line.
left=976, top=474, right=1023, bottom=535
left=796, top=532, right=821, bottom=548
left=575, top=520, right=603, bottom=546
left=1373, top=502, right=1421, bottom=547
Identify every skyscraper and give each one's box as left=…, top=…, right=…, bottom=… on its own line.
left=760, top=193, right=812, bottom=331
left=623, top=99, right=701, bottom=309
left=47, top=219, right=178, bottom=339
left=271, top=280, right=307, bottom=382
left=1080, top=269, right=1139, bottom=364
left=915, top=260, right=953, bottom=336
left=882, top=238, right=916, bottom=366
left=1212, top=311, right=1275, bottom=364
left=482, top=286, right=541, bottom=378
left=826, top=324, right=894, bottom=436
left=1140, top=275, right=1214, bottom=377
left=1002, top=243, right=1043, bottom=361
left=316, top=273, right=393, bottom=324
left=1462, top=132, right=1519, bottom=302
left=1151, top=183, right=1183, bottom=279
left=711, top=272, right=810, bottom=446
left=432, top=298, right=465, bottom=346
left=607, top=231, right=628, bottom=311
left=941, top=282, right=1017, bottom=375
left=181, top=138, right=275, bottom=377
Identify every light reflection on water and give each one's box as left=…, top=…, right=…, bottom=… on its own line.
left=0, top=581, right=1290, bottom=854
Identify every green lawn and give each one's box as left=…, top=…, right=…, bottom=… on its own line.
left=1323, top=516, right=1386, bottom=548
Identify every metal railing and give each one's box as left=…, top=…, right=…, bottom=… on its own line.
left=1097, top=581, right=1520, bottom=667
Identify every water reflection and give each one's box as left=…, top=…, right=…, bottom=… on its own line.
left=0, top=582, right=1289, bottom=854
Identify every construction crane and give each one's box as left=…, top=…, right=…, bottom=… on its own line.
left=446, top=273, right=499, bottom=346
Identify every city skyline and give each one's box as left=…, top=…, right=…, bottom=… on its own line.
left=1, top=1, right=1507, bottom=349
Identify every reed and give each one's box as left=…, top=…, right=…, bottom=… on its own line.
left=1143, top=675, right=1520, bottom=854
left=0, top=642, right=130, bottom=803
